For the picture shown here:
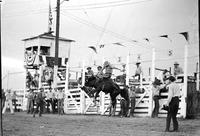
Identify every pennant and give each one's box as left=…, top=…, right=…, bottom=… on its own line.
left=160, top=35, right=168, bottom=38
left=179, top=32, right=189, bottom=41
left=132, top=40, right=138, bottom=42
left=99, top=44, right=105, bottom=48
left=113, top=42, right=125, bottom=47
left=159, top=35, right=172, bottom=42
left=144, top=38, right=150, bottom=42
left=88, top=46, right=97, bottom=54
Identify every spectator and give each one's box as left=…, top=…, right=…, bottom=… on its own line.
left=129, top=86, right=136, bottom=117
left=164, top=76, right=181, bottom=132
left=46, top=88, right=53, bottom=113
left=12, top=91, right=18, bottom=112
left=174, top=62, right=183, bottom=76
left=33, top=88, right=46, bottom=117
left=57, top=89, right=65, bottom=115
left=86, top=67, right=94, bottom=77
left=2, top=89, right=14, bottom=114
left=119, top=97, right=127, bottom=117
left=1, top=89, right=6, bottom=112
left=134, top=62, right=143, bottom=81
left=152, top=80, right=162, bottom=118
left=26, top=89, right=35, bottom=114
left=52, top=88, right=58, bottom=113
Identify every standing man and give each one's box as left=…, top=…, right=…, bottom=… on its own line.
left=1, top=89, right=6, bottom=112
left=134, top=62, right=143, bottom=81
left=128, top=86, right=136, bottom=117
left=174, top=62, right=184, bottom=77
left=2, top=89, right=14, bottom=114
left=86, top=67, right=94, bottom=78
left=12, top=91, right=18, bottom=112
left=57, top=88, right=65, bottom=115
left=33, top=88, right=46, bottom=117
left=164, top=76, right=181, bottom=132
left=152, top=80, right=162, bottom=118
left=46, top=88, right=53, bottom=113
left=26, top=89, right=35, bottom=114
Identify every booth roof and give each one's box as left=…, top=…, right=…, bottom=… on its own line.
left=22, top=32, right=75, bottom=42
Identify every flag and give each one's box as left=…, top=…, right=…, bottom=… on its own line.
left=88, top=46, right=97, bottom=54
left=144, top=38, right=150, bottom=42
left=113, top=42, right=125, bottom=47
left=48, top=0, right=53, bottom=32
left=179, top=32, right=189, bottom=41
left=99, top=44, right=105, bottom=48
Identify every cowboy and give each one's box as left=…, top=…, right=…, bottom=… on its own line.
left=174, top=62, right=183, bottom=76
left=101, top=61, right=121, bottom=79
left=134, top=62, right=143, bottom=81
left=96, top=66, right=103, bottom=79
left=86, top=67, right=94, bottom=78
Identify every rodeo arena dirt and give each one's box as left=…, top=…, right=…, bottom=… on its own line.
left=1, top=0, right=200, bottom=136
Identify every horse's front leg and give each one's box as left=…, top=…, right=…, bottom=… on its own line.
left=93, top=87, right=101, bottom=106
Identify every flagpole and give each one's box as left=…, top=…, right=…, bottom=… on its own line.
left=53, top=0, right=60, bottom=89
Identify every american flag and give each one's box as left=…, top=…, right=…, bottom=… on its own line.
left=48, top=0, right=53, bottom=32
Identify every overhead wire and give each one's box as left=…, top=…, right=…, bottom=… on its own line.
left=60, top=11, right=152, bottom=49
left=62, top=0, right=153, bottom=10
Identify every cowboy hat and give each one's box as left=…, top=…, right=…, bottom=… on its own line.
left=87, top=67, right=92, bottom=70
left=136, top=62, right=141, bottom=65
left=174, top=62, right=179, bottom=65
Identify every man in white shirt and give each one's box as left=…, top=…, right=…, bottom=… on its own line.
left=2, top=89, right=14, bottom=114
left=164, top=76, right=181, bottom=132
left=57, top=89, right=65, bottom=115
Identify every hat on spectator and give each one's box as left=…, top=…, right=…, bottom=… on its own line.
left=87, top=67, right=92, bottom=70
left=174, top=62, right=179, bottom=65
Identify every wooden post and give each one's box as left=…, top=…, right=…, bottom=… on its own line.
left=148, top=48, right=155, bottom=117
left=64, top=62, right=69, bottom=113
left=80, top=60, right=85, bottom=114
left=100, top=92, right=105, bottom=115
left=196, top=62, right=199, bottom=91
left=182, top=44, right=188, bottom=118
left=126, top=54, right=130, bottom=86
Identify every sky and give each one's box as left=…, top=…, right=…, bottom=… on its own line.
left=1, top=0, right=199, bottom=89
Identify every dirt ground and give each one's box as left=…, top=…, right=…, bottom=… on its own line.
left=1, top=112, right=200, bottom=136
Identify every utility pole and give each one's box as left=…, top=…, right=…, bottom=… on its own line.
left=53, top=0, right=60, bottom=89
left=0, top=0, right=3, bottom=135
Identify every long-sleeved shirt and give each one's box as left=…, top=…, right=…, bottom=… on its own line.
left=57, top=91, right=65, bottom=100
left=166, top=82, right=181, bottom=106
left=174, top=67, right=183, bottom=76
left=152, top=86, right=161, bottom=96
left=135, top=66, right=143, bottom=75
left=46, top=91, right=53, bottom=99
